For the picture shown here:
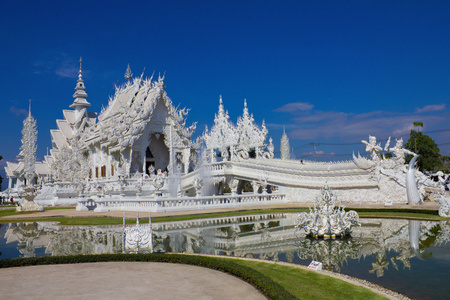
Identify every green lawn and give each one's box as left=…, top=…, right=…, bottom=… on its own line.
left=233, top=259, right=387, bottom=299
left=1, top=206, right=447, bottom=225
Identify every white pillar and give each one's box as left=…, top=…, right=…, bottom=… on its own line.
left=183, top=148, right=190, bottom=174
left=169, top=123, right=174, bottom=173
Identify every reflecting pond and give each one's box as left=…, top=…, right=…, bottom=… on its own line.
left=1, top=213, right=449, bottom=300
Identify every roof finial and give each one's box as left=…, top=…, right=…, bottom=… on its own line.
left=124, top=64, right=133, bottom=81
left=78, top=57, right=83, bottom=79
left=70, top=57, right=91, bottom=109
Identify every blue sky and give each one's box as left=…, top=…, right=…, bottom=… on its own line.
left=1, top=1, right=449, bottom=189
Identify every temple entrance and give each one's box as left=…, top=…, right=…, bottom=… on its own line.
left=146, top=133, right=170, bottom=173
left=145, top=147, right=155, bottom=175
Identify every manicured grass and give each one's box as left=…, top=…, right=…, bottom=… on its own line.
left=233, top=260, right=387, bottom=300
left=0, top=208, right=18, bottom=218
left=356, top=211, right=445, bottom=220
left=0, top=206, right=447, bottom=225
left=0, top=253, right=387, bottom=300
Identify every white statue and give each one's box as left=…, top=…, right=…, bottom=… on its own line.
left=361, top=135, right=382, bottom=161
left=389, top=137, right=416, bottom=166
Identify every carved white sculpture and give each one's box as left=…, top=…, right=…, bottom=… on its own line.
left=236, top=99, right=268, bottom=158
left=361, top=135, right=382, bottom=162
left=204, top=96, right=239, bottom=161
left=280, top=127, right=290, bottom=160
left=295, top=183, right=360, bottom=238
left=433, top=191, right=450, bottom=217
left=204, top=97, right=271, bottom=162
left=16, top=103, right=43, bottom=212
left=193, top=177, right=203, bottom=196
left=389, top=137, right=416, bottom=167
left=19, top=103, right=38, bottom=186
left=123, top=214, right=153, bottom=253
left=406, top=155, right=422, bottom=205
left=51, top=139, right=90, bottom=183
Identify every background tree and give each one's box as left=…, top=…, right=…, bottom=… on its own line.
left=405, top=124, right=441, bottom=171
left=412, top=121, right=423, bottom=153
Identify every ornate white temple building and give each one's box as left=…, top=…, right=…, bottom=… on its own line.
left=4, top=61, right=446, bottom=211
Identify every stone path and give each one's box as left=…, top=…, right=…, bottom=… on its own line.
left=0, top=262, right=266, bottom=300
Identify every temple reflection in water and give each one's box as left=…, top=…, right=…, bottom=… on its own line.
left=2, top=214, right=449, bottom=278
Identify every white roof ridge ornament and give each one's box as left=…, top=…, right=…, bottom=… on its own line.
left=70, top=57, right=91, bottom=109
left=124, top=64, right=133, bottom=81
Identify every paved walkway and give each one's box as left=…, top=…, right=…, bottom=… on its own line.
left=0, top=262, right=266, bottom=300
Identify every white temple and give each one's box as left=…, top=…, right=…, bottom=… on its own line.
left=4, top=61, right=447, bottom=211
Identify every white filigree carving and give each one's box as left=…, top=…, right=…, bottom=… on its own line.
left=19, top=107, right=37, bottom=186
left=295, top=183, right=360, bottom=238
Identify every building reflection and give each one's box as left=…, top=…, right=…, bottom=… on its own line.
left=2, top=214, right=450, bottom=278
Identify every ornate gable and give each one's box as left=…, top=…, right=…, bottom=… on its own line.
left=236, top=99, right=268, bottom=152
left=204, top=96, right=238, bottom=152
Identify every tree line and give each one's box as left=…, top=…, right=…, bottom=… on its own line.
left=405, top=122, right=450, bottom=173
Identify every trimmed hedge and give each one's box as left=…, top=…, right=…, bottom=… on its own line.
left=0, top=253, right=296, bottom=300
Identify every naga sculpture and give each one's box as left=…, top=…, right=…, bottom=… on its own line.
left=406, top=155, right=422, bottom=205
left=295, top=183, right=360, bottom=239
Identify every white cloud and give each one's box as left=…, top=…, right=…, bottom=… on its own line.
left=55, top=65, right=79, bottom=78
left=274, top=104, right=449, bottom=146
left=9, top=106, right=28, bottom=117
left=274, top=102, right=314, bottom=112
left=415, top=104, right=446, bottom=113
left=33, top=53, right=81, bottom=78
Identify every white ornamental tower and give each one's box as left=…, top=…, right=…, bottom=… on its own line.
left=280, top=126, right=290, bottom=160
left=19, top=101, right=38, bottom=186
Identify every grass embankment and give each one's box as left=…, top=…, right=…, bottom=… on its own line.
left=0, top=253, right=387, bottom=300
left=0, top=206, right=447, bottom=225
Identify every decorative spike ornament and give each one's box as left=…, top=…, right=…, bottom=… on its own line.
left=124, top=64, right=133, bottom=81
left=280, top=126, right=290, bottom=160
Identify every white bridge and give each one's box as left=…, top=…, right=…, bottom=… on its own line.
left=182, top=159, right=376, bottom=191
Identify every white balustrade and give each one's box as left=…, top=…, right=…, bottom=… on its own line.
left=90, top=192, right=286, bottom=213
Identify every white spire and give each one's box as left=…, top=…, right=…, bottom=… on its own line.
left=124, top=64, right=133, bottom=81
left=218, top=95, right=224, bottom=115
left=70, top=57, right=91, bottom=109
left=19, top=102, right=38, bottom=186
left=281, top=126, right=291, bottom=160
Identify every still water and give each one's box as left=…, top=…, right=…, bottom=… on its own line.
left=1, top=213, right=449, bottom=300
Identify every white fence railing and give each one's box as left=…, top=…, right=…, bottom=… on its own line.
left=79, top=193, right=286, bottom=213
